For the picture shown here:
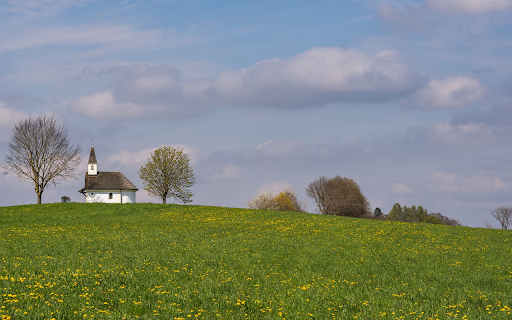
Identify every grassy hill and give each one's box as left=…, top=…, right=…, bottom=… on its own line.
left=0, top=203, right=511, bottom=319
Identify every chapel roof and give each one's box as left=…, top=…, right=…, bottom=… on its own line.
left=81, top=172, right=138, bottom=191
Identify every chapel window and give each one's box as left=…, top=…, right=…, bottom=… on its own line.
left=109, top=193, right=113, bottom=199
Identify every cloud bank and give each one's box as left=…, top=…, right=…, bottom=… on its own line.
left=426, top=0, right=512, bottom=14
left=69, top=47, right=419, bottom=120
left=105, top=144, right=200, bottom=169
left=410, top=76, right=486, bottom=108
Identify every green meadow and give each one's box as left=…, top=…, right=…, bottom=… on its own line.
left=0, top=203, right=511, bottom=319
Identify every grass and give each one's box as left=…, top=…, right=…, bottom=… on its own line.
left=0, top=203, right=511, bottom=319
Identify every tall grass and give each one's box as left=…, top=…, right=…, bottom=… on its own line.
left=0, top=203, right=511, bottom=319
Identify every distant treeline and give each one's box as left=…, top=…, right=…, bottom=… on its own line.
left=373, top=203, right=462, bottom=226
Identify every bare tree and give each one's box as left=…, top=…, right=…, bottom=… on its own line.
left=138, top=146, right=196, bottom=204
left=2, top=115, right=82, bottom=204
left=490, top=206, right=512, bottom=230
left=305, top=175, right=371, bottom=217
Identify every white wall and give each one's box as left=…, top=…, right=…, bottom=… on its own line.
left=121, top=191, right=136, bottom=204
left=86, top=190, right=136, bottom=203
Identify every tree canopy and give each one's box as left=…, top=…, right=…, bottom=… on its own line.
left=305, top=175, right=370, bottom=217
left=138, top=146, right=196, bottom=204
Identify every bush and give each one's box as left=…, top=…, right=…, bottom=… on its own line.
left=428, top=212, right=462, bottom=227
left=279, top=189, right=307, bottom=212
left=424, top=215, right=443, bottom=224
left=61, top=196, right=71, bottom=203
left=373, top=207, right=383, bottom=217
left=247, top=192, right=278, bottom=210
left=275, top=192, right=295, bottom=211
left=305, top=176, right=371, bottom=217
left=247, top=189, right=307, bottom=212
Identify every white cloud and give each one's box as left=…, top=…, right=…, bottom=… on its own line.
left=426, top=0, right=512, bottom=14
left=252, top=140, right=302, bottom=158
left=0, top=24, right=167, bottom=54
left=0, top=102, right=29, bottom=140
left=411, top=76, right=485, bottom=108
left=69, top=47, right=420, bottom=120
left=391, top=182, right=412, bottom=194
left=209, top=165, right=241, bottom=180
left=0, top=101, right=29, bottom=126
left=210, top=47, right=417, bottom=105
left=104, top=144, right=200, bottom=170
left=427, top=172, right=510, bottom=194
left=425, top=122, right=495, bottom=146
left=1, top=0, right=94, bottom=16
left=69, top=64, right=202, bottom=120
left=69, top=90, right=148, bottom=120
left=256, top=140, right=274, bottom=150
left=257, top=181, right=292, bottom=194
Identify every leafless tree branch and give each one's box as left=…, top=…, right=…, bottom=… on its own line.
left=490, top=206, right=512, bottom=230
left=2, top=114, right=82, bottom=204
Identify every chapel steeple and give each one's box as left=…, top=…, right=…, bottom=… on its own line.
left=88, top=143, right=98, bottom=176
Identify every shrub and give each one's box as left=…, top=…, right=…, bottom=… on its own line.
left=424, top=215, right=443, bottom=224
left=279, top=189, right=307, bottom=212
left=373, top=207, right=383, bottom=217
left=275, top=192, right=295, bottom=211
left=61, top=196, right=71, bottom=203
left=247, top=192, right=278, bottom=210
left=428, top=212, right=462, bottom=227
left=305, top=176, right=370, bottom=217
left=247, top=189, right=307, bottom=212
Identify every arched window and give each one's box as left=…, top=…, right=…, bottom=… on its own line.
left=109, top=193, right=113, bottom=199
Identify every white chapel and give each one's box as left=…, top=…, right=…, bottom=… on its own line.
left=79, top=144, right=138, bottom=203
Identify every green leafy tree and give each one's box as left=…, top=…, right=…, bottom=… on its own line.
left=138, top=146, right=196, bottom=204
left=373, top=207, right=383, bottom=217
left=387, top=203, right=460, bottom=226
left=305, top=176, right=370, bottom=217
left=415, top=206, right=428, bottom=222
left=387, top=203, right=403, bottom=221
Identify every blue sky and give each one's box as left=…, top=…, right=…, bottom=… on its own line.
left=1, top=0, right=512, bottom=227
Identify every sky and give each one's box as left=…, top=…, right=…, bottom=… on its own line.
left=1, top=0, right=512, bottom=227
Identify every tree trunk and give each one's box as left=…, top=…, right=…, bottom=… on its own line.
left=162, top=197, right=166, bottom=204
left=35, top=182, right=42, bottom=204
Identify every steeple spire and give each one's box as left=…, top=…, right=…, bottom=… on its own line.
left=88, top=142, right=98, bottom=175
left=88, top=143, right=97, bottom=164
